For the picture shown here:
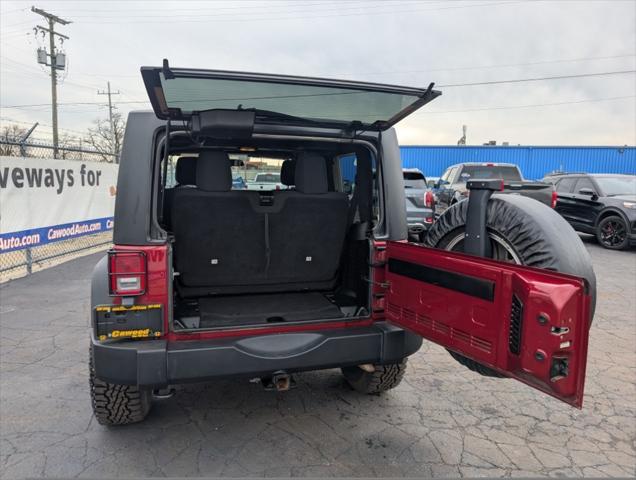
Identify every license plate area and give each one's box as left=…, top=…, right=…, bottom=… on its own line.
left=94, top=304, right=163, bottom=340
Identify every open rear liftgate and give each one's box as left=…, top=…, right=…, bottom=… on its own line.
left=383, top=179, right=591, bottom=408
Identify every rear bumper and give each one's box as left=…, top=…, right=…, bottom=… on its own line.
left=407, top=218, right=434, bottom=236
left=406, top=209, right=435, bottom=236
left=91, top=322, right=423, bottom=387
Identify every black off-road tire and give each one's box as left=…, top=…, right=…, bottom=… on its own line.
left=342, top=359, right=407, bottom=394
left=596, top=215, right=629, bottom=250
left=425, top=195, right=597, bottom=378
left=89, top=346, right=151, bottom=425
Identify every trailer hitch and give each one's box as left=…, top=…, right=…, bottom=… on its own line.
left=464, top=179, right=504, bottom=257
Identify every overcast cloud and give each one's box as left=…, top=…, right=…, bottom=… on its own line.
left=1, top=0, right=635, bottom=146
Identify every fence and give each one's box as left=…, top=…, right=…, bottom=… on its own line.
left=0, top=139, right=118, bottom=163
left=0, top=140, right=117, bottom=282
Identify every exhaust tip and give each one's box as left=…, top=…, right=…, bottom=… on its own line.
left=261, top=372, right=296, bottom=391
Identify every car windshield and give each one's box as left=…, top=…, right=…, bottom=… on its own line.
left=594, top=176, right=636, bottom=196
left=156, top=72, right=423, bottom=126
left=403, top=171, right=427, bottom=189
left=459, top=165, right=522, bottom=182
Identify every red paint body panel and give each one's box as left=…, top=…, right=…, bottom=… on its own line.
left=384, top=241, right=591, bottom=408
left=165, top=318, right=374, bottom=341
left=111, top=245, right=171, bottom=332
left=112, top=245, right=373, bottom=342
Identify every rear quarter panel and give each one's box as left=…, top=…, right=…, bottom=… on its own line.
left=380, top=129, right=408, bottom=241
left=114, top=111, right=166, bottom=245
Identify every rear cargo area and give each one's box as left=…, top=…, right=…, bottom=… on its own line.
left=163, top=139, right=376, bottom=332
left=174, top=291, right=362, bottom=330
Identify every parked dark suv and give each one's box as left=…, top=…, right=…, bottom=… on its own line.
left=544, top=173, right=636, bottom=250
left=89, top=62, right=596, bottom=425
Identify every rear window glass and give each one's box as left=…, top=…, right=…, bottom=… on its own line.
left=556, top=177, right=577, bottom=193
left=403, top=171, right=427, bottom=189
left=459, top=165, right=522, bottom=182
left=159, top=73, right=421, bottom=125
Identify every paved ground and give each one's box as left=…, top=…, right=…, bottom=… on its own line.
left=1, top=237, right=635, bottom=478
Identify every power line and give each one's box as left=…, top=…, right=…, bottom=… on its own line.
left=0, top=6, right=29, bottom=15
left=417, top=95, right=636, bottom=115
left=76, top=1, right=522, bottom=24
left=2, top=69, right=634, bottom=109
left=30, top=6, right=71, bottom=159
left=65, top=1, right=430, bottom=20
left=437, top=70, right=636, bottom=87
left=0, top=116, right=86, bottom=135
left=56, top=0, right=436, bottom=15
left=45, top=52, right=636, bottom=82
left=97, top=81, right=122, bottom=160
left=345, top=53, right=636, bottom=77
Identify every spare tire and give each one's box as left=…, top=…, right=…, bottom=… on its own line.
left=425, top=195, right=596, bottom=378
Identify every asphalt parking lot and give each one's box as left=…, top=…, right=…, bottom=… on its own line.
left=1, top=237, right=634, bottom=478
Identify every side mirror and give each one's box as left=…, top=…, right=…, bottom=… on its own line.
left=343, top=180, right=353, bottom=195
left=579, top=188, right=596, bottom=197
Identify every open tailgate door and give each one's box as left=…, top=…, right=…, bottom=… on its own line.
left=141, top=61, right=440, bottom=130
left=384, top=241, right=591, bottom=408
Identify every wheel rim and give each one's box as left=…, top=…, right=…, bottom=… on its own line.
left=444, top=230, right=523, bottom=264
left=600, top=219, right=626, bottom=247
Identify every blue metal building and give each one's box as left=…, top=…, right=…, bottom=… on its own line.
left=399, top=145, right=635, bottom=180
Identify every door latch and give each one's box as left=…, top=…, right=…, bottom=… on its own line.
left=550, top=356, right=569, bottom=381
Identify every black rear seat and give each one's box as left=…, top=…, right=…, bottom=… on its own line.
left=172, top=151, right=267, bottom=290
left=163, top=156, right=197, bottom=230
left=268, top=152, right=349, bottom=286
left=173, top=151, right=349, bottom=296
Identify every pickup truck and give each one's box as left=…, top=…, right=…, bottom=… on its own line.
left=246, top=172, right=285, bottom=191
left=434, top=162, right=556, bottom=215
left=403, top=168, right=435, bottom=242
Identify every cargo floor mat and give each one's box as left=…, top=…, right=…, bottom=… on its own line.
left=198, top=292, right=344, bottom=327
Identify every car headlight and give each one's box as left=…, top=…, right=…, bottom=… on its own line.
left=623, top=202, right=636, bottom=209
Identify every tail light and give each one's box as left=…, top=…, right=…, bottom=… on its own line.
left=108, top=250, right=147, bottom=296
left=551, top=189, right=558, bottom=209
left=424, top=190, right=434, bottom=208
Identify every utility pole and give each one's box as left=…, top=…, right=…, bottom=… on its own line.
left=32, top=7, right=71, bottom=159
left=97, top=81, right=121, bottom=160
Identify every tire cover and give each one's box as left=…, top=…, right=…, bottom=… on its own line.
left=425, top=194, right=596, bottom=320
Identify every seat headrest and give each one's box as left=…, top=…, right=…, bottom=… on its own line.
left=295, top=152, right=328, bottom=194
left=175, top=156, right=197, bottom=185
left=196, top=151, right=232, bottom=192
left=280, top=159, right=296, bottom=186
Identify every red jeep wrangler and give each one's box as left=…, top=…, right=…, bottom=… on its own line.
left=89, top=62, right=595, bottom=425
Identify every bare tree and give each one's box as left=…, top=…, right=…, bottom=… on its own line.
left=0, top=124, right=27, bottom=156
left=58, top=133, right=80, bottom=160
left=85, top=112, right=125, bottom=162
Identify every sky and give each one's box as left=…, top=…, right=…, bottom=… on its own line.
left=1, top=0, right=635, bottom=146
